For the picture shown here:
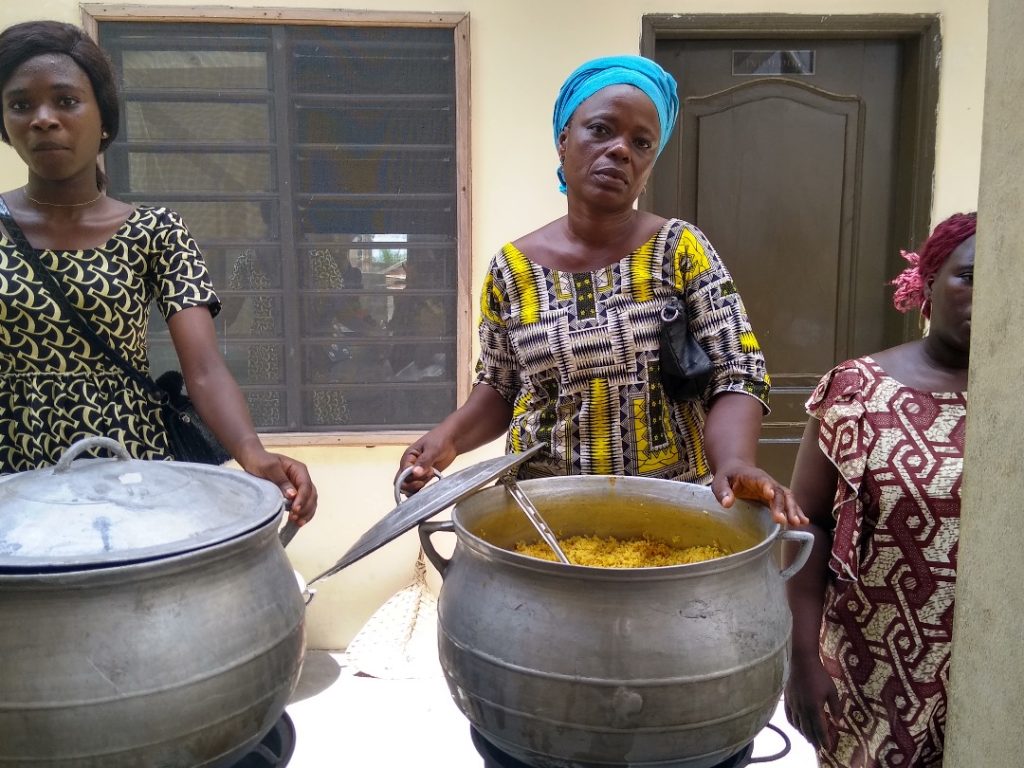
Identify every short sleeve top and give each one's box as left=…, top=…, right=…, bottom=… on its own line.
left=806, top=356, right=966, bottom=583
left=474, top=217, right=769, bottom=482
left=0, top=206, right=220, bottom=471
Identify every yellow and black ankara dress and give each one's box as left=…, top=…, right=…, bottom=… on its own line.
left=0, top=206, right=220, bottom=473
left=475, top=218, right=769, bottom=483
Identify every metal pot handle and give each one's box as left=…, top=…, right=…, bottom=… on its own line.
left=54, top=436, right=131, bottom=473
left=778, top=529, right=814, bottom=581
left=394, top=465, right=443, bottom=504
left=418, top=519, right=454, bottom=577
left=278, top=518, right=301, bottom=548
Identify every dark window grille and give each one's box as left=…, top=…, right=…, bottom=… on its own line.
left=97, top=22, right=461, bottom=433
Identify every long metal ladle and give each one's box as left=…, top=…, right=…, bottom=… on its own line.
left=500, top=475, right=571, bottom=564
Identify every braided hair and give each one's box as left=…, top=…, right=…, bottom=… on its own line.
left=891, top=212, right=977, bottom=318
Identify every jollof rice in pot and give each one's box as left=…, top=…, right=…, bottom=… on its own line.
left=514, top=535, right=728, bottom=567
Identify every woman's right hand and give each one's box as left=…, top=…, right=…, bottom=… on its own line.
left=396, top=384, right=514, bottom=496
left=784, top=649, right=839, bottom=751
left=397, top=429, right=458, bottom=495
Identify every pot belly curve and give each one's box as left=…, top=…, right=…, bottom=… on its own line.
left=0, top=525, right=305, bottom=768
left=436, top=544, right=790, bottom=768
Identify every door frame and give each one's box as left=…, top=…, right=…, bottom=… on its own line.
left=641, top=13, right=940, bottom=342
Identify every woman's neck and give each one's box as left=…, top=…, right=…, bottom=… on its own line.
left=875, top=339, right=969, bottom=392
left=513, top=204, right=666, bottom=272
left=921, top=332, right=970, bottom=376
left=564, top=204, right=640, bottom=248
left=23, top=180, right=102, bottom=209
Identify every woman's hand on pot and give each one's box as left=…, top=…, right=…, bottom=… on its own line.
left=711, top=461, right=807, bottom=526
left=238, top=447, right=318, bottom=525
left=784, top=651, right=839, bottom=751
left=396, top=384, right=513, bottom=496
left=397, top=431, right=457, bottom=495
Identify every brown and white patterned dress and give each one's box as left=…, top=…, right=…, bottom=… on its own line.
left=809, top=356, right=965, bottom=768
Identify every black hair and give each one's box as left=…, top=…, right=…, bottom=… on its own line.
left=0, top=20, right=120, bottom=189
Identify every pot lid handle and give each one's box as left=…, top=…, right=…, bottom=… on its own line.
left=54, top=436, right=131, bottom=473
left=394, top=466, right=443, bottom=505
left=309, top=444, right=544, bottom=584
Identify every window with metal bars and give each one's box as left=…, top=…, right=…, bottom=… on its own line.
left=96, top=18, right=468, bottom=435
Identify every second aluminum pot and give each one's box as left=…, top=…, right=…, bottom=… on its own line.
left=418, top=474, right=813, bottom=768
left=0, top=437, right=306, bottom=767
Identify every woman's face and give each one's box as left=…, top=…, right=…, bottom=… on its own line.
left=558, top=84, right=660, bottom=207
left=927, top=234, right=975, bottom=354
left=1, top=53, right=104, bottom=184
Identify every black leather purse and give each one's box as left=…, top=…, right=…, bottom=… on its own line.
left=659, top=295, right=713, bottom=402
left=0, top=197, right=230, bottom=465
left=151, top=370, right=232, bottom=465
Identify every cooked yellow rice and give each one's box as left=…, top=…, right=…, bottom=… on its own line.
left=514, top=535, right=728, bottom=567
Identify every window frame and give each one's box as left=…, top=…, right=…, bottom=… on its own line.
left=82, top=4, right=473, bottom=447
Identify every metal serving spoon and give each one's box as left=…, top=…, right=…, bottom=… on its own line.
left=500, top=475, right=571, bottom=564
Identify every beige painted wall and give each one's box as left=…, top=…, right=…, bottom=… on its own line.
left=944, top=0, right=1024, bottom=762
left=0, top=0, right=987, bottom=648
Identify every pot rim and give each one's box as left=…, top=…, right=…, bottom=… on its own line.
left=0, top=509, right=288, bottom=585
left=0, top=439, right=285, bottom=573
left=448, top=475, right=782, bottom=581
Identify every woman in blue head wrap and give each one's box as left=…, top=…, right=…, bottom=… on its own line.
left=400, top=54, right=801, bottom=503
left=399, top=51, right=803, bottom=768
left=551, top=55, right=679, bottom=194
left=401, top=52, right=801, bottom=508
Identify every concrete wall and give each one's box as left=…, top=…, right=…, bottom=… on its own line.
left=0, top=0, right=988, bottom=649
left=944, top=0, right=1024, bottom=763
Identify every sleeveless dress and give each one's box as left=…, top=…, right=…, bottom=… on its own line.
left=475, top=218, right=769, bottom=483
left=809, top=357, right=965, bottom=768
left=0, top=206, right=220, bottom=472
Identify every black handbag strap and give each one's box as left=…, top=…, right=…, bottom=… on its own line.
left=0, top=195, right=166, bottom=404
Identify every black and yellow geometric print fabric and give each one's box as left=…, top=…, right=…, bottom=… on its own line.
left=0, top=206, right=219, bottom=473
left=475, top=218, right=769, bottom=483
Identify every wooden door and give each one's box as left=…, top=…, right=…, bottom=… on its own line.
left=651, top=38, right=919, bottom=483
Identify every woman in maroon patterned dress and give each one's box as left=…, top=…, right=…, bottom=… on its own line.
left=784, top=212, right=977, bottom=767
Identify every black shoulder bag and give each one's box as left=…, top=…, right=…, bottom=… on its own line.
left=0, top=197, right=230, bottom=465
left=659, top=295, right=714, bottom=402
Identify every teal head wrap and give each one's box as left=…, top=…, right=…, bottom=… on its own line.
left=552, top=55, right=679, bottom=194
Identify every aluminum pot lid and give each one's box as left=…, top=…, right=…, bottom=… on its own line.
left=310, top=444, right=543, bottom=583
left=0, top=437, right=284, bottom=572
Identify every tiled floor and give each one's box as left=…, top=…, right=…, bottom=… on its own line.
left=285, top=647, right=820, bottom=767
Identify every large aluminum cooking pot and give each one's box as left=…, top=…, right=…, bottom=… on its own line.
left=0, top=437, right=306, bottom=768
left=417, top=474, right=813, bottom=768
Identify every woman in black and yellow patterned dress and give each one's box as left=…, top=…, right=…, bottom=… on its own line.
left=399, top=56, right=803, bottom=529
left=0, top=20, right=316, bottom=524
left=399, top=55, right=805, bottom=768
